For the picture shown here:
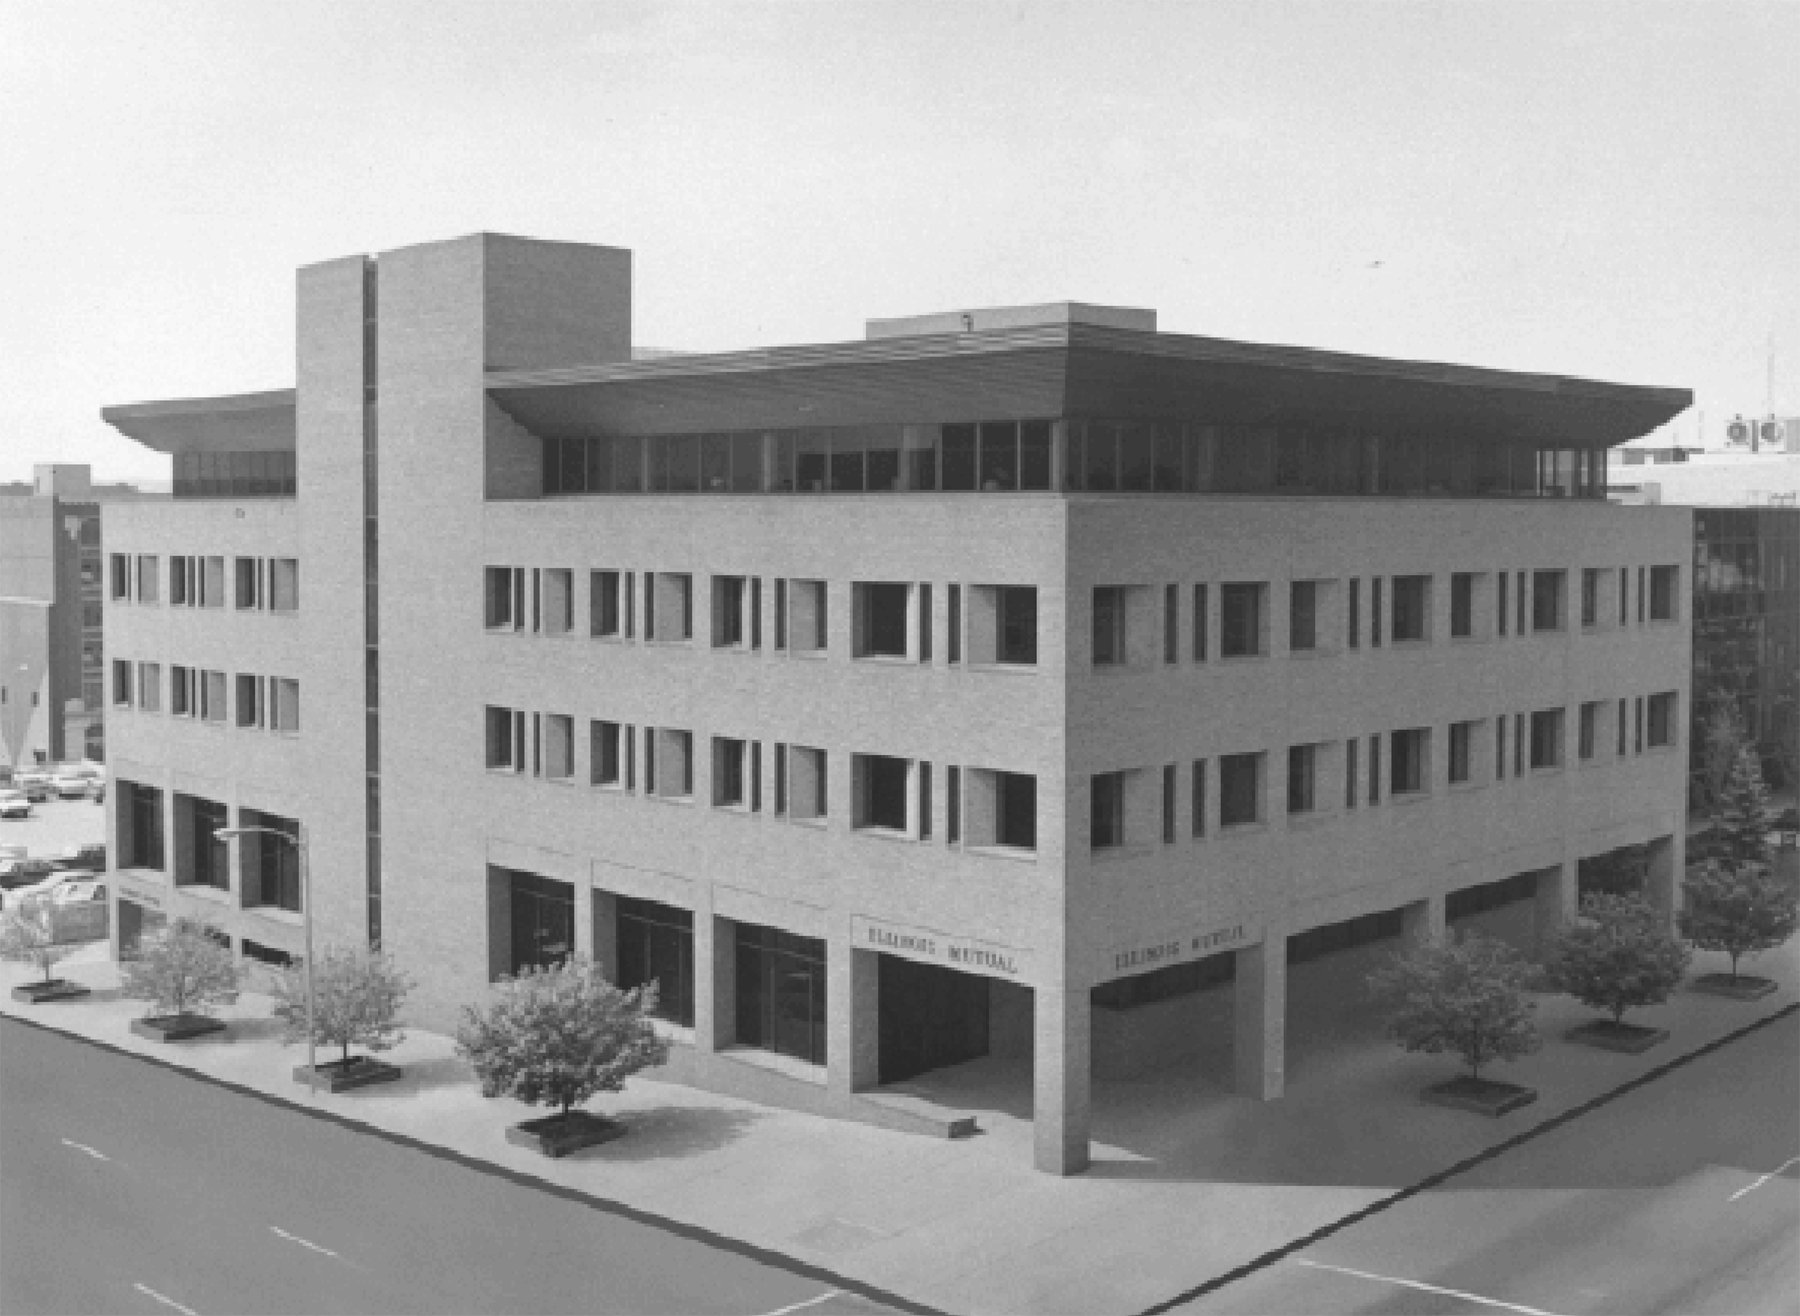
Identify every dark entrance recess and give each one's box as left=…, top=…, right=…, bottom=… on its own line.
left=877, top=955, right=990, bottom=1085
left=509, top=871, right=574, bottom=974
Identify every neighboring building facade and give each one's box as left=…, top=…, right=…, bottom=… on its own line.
left=101, top=234, right=1693, bottom=1173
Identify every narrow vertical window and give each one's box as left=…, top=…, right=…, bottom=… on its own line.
left=919, top=582, right=932, bottom=662
left=774, top=578, right=787, bottom=650
left=1348, top=577, right=1360, bottom=649
left=1368, top=734, right=1380, bottom=804
left=1617, top=698, right=1627, bottom=756
left=948, top=585, right=961, bottom=664
left=1162, top=764, right=1176, bottom=842
left=1498, top=571, right=1509, bottom=636
left=1514, top=712, right=1525, bottom=776
left=1164, top=585, right=1179, bottom=664
left=1190, top=759, right=1206, bottom=836
left=1618, top=567, right=1628, bottom=626
left=947, top=765, right=961, bottom=843
left=1636, top=567, right=1646, bottom=624
left=774, top=743, right=787, bottom=814
left=1496, top=715, right=1508, bottom=779
left=1192, top=583, right=1208, bottom=661
left=1516, top=570, right=1527, bottom=636
left=918, top=761, right=931, bottom=838
left=1371, top=578, right=1383, bottom=646
left=1345, top=740, right=1358, bottom=808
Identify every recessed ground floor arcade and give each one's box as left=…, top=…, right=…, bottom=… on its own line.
left=483, top=836, right=1679, bottom=1175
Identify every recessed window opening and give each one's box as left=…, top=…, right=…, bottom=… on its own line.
left=1647, top=692, right=1677, bottom=747
left=1649, top=567, right=1677, bottom=622
left=1090, top=771, right=1126, bottom=850
left=235, top=674, right=263, bottom=728
left=1391, top=575, right=1429, bottom=642
left=592, top=721, right=625, bottom=786
left=269, top=558, right=298, bottom=612
left=1450, top=573, right=1475, bottom=638
left=787, top=579, right=828, bottom=653
left=1220, top=752, right=1264, bottom=827
left=651, top=729, right=694, bottom=798
left=854, top=582, right=911, bottom=659
left=1289, top=581, right=1319, bottom=652
left=485, top=566, right=524, bottom=631
left=1221, top=583, right=1266, bottom=657
left=1581, top=568, right=1600, bottom=628
left=485, top=706, right=524, bottom=772
left=789, top=746, right=827, bottom=821
left=542, top=570, right=573, bottom=636
left=1390, top=728, right=1428, bottom=795
left=1287, top=744, right=1318, bottom=815
left=1532, top=570, right=1566, bottom=633
left=1093, top=586, right=1127, bottom=665
left=854, top=754, right=910, bottom=831
left=1449, top=720, right=1475, bottom=784
left=713, top=576, right=749, bottom=648
left=1529, top=708, right=1564, bottom=769
left=714, top=737, right=749, bottom=807
left=647, top=573, right=694, bottom=642
left=234, top=557, right=262, bottom=610
left=543, top=714, right=574, bottom=780
left=996, top=587, right=1037, bottom=665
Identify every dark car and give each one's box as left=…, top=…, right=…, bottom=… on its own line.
left=0, top=857, right=58, bottom=890
left=50, top=843, right=107, bottom=873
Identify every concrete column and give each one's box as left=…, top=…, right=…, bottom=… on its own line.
left=828, top=942, right=880, bottom=1097
left=485, top=866, right=511, bottom=983
left=572, top=882, right=594, bottom=962
left=1532, top=860, right=1577, bottom=956
left=1234, top=934, right=1286, bottom=1101
left=695, top=895, right=735, bottom=1053
left=1401, top=894, right=1446, bottom=948
left=590, top=889, right=619, bottom=983
left=1032, top=985, right=1091, bottom=1175
left=1645, top=833, right=1682, bottom=930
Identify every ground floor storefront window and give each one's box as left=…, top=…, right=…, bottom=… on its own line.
left=734, top=923, right=827, bottom=1066
left=508, top=871, right=574, bottom=974
left=616, top=896, right=694, bottom=1026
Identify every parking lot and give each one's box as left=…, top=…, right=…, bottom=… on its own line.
left=0, top=796, right=107, bottom=862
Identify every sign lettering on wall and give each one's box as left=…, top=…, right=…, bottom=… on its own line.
left=1100, top=919, right=1258, bottom=980
left=851, top=916, right=1031, bottom=981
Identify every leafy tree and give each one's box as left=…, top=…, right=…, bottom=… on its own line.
left=271, top=944, right=414, bottom=1068
left=1366, top=932, right=1541, bottom=1081
left=1546, top=894, right=1689, bottom=1023
left=455, top=959, right=670, bottom=1125
left=1708, top=741, right=1775, bottom=871
left=1577, top=844, right=1648, bottom=899
left=1694, top=694, right=1748, bottom=815
left=1680, top=859, right=1799, bottom=982
left=0, top=895, right=75, bottom=985
left=120, top=918, right=242, bottom=1019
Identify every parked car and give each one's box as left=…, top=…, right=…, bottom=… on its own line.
left=51, top=771, right=95, bottom=799
left=0, top=857, right=58, bottom=890
left=0, top=790, right=33, bottom=820
left=11, top=772, right=53, bottom=803
left=49, top=878, right=106, bottom=905
left=50, top=843, right=107, bottom=873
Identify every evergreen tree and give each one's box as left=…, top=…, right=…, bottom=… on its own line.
left=1366, top=932, right=1541, bottom=1081
left=1547, top=894, right=1689, bottom=1023
left=271, top=944, right=414, bottom=1068
left=120, top=919, right=242, bottom=1018
left=1709, top=741, right=1774, bottom=871
left=1681, top=737, right=1797, bottom=981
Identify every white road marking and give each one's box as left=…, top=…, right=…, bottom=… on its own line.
left=269, top=1225, right=340, bottom=1258
left=1728, top=1155, right=1800, bottom=1202
left=759, top=1291, right=843, bottom=1316
left=133, top=1282, right=199, bottom=1315
left=61, top=1138, right=109, bottom=1160
left=1294, top=1257, right=1571, bottom=1316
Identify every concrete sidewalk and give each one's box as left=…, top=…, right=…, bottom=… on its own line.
left=3, top=939, right=1795, bottom=1316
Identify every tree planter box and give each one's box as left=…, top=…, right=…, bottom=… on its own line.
left=129, top=1014, right=227, bottom=1042
left=504, top=1111, right=625, bottom=1158
left=292, top=1057, right=402, bottom=1093
left=1565, top=1020, right=1669, bottom=1053
left=10, top=979, right=91, bottom=1004
left=1420, top=1075, right=1538, bottom=1117
left=1690, top=973, right=1778, bottom=1001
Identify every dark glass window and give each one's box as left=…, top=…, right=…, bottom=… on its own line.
left=1221, top=583, right=1265, bottom=657
left=940, top=424, right=977, bottom=491
left=1390, top=729, right=1428, bottom=795
left=1220, top=753, right=1263, bottom=826
left=1289, top=581, right=1318, bottom=651
left=617, top=897, right=694, bottom=1027
left=1092, top=587, right=1126, bottom=665
left=175, top=794, right=229, bottom=890
left=1090, top=772, right=1125, bottom=849
left=996, top=772, right=1036, bottom=849
left=734, top=924, right=827, bottom=1066
left=241, top=808, right=300, bottom=912
left=1451, top=573, right=1474, bottom=638
left=997, top=587, right=1037, bottom=665
left=124, top=781, right=165, bottom=870
left=507, top=871, right=574, bottom=974
left=1391, top=575, right=1429, bottom=642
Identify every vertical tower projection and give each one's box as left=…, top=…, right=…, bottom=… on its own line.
left=363, top=260, right=382, bottom=946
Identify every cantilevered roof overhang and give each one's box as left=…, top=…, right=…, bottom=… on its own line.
left=102, top=388, right=297, bottom=454
left=486, top=326, right=1691, bottom=449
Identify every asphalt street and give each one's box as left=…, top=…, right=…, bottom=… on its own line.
left=0, top=1019, right=904, bottom=1316
left=1181, top=1009, right=1800, bottom=1315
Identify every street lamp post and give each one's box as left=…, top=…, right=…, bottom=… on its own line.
left=216, top=821, right=314, bottom=1095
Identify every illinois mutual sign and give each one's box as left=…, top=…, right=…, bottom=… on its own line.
left=851, top=915, right=1032, bottom=981
left=1098, top=918, right=1258, bottom=981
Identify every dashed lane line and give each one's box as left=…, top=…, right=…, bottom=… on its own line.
left=269, top=1225, right=342, bottom=1259
left=61, top=1137, right=110, bottom=1160
left=1728, top=1155, right=1800, bottom=1202
left=133, top=1282, right=199, bottom=1315
left=1294, top=1258, right=1571, bottom=1316
left=760, top=1291, right=846, bottom=1316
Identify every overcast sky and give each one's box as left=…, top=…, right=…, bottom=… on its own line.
left=3, top=0, right=1796, bottom=484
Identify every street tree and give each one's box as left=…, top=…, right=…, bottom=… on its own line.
left=455, top=959, right=670, bottom=1128
left=271, top=944, right=414, bottom=1069
left=1680, top=859, right=1799, bottom=983
left=120, top=919, right=242, bottom=1019
left=0, top=895, right=75, bottom=985
left=1366, top=932, right=1541, bottom=1082
left=1546, top=894, right=1689, bottom=1024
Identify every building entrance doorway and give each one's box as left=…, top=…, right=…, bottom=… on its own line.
left=878, top=954, right=990, bottom=1085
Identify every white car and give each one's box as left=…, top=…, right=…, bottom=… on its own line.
left=0, top=790, right=32, bottom=820
left=51, top=771, right=95, bottom=800
left=48, top=878, right=106, bottom=905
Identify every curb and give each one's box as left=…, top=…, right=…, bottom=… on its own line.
left=0, top=1011, right=945, bottom=1316
left=1134, top=999, right=1799, bottom=1316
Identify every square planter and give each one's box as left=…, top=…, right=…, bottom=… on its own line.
left=10, top=979, right=91, bottom=1004
left=130, top=1014, right=227, bottom=1042
left=1420, top=1075, right=1538, bottom=1117
left=504, top=1111, right=626, bottom=1158
left=1690, top=973, right=1778, bottom=1001
left=293, top=1057, right=403, bottom=1093
left=1565, top=1020, right=1669, bottom=1053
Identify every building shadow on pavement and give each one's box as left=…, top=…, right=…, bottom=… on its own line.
left=567, top=1104, right=765, bottom=1162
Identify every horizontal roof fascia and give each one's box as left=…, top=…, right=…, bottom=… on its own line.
left=101, top=389, right=297, bottom=454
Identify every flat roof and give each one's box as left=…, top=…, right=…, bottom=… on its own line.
left=101, top=389, right=296, bottom=454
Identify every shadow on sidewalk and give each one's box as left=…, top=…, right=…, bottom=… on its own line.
left=566, top=1104, right=765, bottom=1162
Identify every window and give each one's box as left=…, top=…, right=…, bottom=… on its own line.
left=1649, top=566, right=1677, bottom=622
left=1092, top=586, right=1127, bottom=665
left=1496, top=571, right=1508, bottom=636
left=1618, top=567, right=1629, bottom=626
left=1372, top=577, right=1383, bottom=645
left=995, top=587, right=1037, bottom=665
left=1579, top=701, right=1600, bottom=760
left=1162, top=764, right=1177, bottom=841
left=853, top=753, right=909, bottom=831
left=137, top=662, right=161, bottom=713
left=946, top=763, right=959, bottom=841
left=1517, top=571, right=1528, bottom=635
left=1345, top=740, right=1358, bottom=807
left=485, top=566, right=524, bottom=631
left=542, top=570, right=573, bottom=636
left=169, top=555, right=194, bottom=607
left=235, top=674, right=263, bottom=728
left=1391, top=575, right=1430, bottom=642
left=713, top=575, right=750, bottom=649
left=1390, top=728, right=1429, bottom=795
left=1090, top=772, right=1126, bottom=849
left=786, top=579, right=828, bottom=653
left=123, top=781, right=165, bottom=870
left=110, top=554, right=130, bottom=601
left=617, top=898, right=695, bottom=1028
left=543, top=714, right=574, bottom=780
left=112, top=660, right=133, bottom=707
left=174, top=793, right=229, bottom=890
left=917, top=760, right=930, bottom=837
left=1532, top=570, right=1566, bottom=633
left=485, top=705, right=524, bottom=771
left=1220, top=753, right=1264, bottom=827
left=1369, top=734, right=1381, bottom=803
left=714, top=737, right=750, bottom=808
left=1515, top=712, right=1525, bottom=776
left=200, top=557, right=225, bottom=608
left=1289, top=581, right=1318, bottom=652
left=1530, top=708, right=1564, bottom=769
left=1221, top=583, right=1266, bottom=657
left=646, top=572, right=694, bottom=642
left=1450, top=573, right=1475, bottom=638
left=270, top=678, right=300, bottom=733
left=1581, top=568, right=1600, bottom=628
left=240, top=808, right=300, bottom=912
left=1286, top=744, right=1318, bottom=815
left=1495, top=715, right=1508, bottom=779
left=136, top=555, right=160, bottom=604
left=650, top=728, right=694, bottom=798
left=591, top=721, right=626, bottom=787
left=1164, top=585, right=1179, bottom=663
left=591, top=570, right=627, bottom=638
left=1617, top=697, right=1628, bottom=757
left=1347, top=578, right=1360, bottom=649
left=789, top=745, right=827, bottom=820
left=1193, top=583, right=1208, bottom=661
left=947, top=583, right=960, bottom=663
left=235, top=557, right=262, bottom=610
left=170, top=665, right=195, bottom=717
left=200, top=670, right=227, bottom=723
left=269, top=558, right=298, bottom=613
left=1191, top=759, right=1207, bottom=835
left=1637, top=567, right=1646, bottom=624
left=854, top=582, right=910, bottom=658
left=1449, top=720, right=1475, bottom=784
left=994, top=771, right=1036, bottom=850
left=1647, top=692, right=1677, bottom=748
left=734, top=923, right=827, bottom=1067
